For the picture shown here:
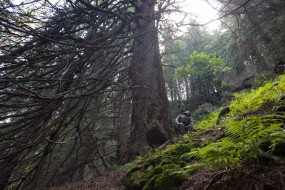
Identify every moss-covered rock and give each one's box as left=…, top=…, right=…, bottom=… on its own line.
left=125, top=170, right=146, bottom=190
left=154, top=170, right=188, bottom=190
left=144, top=155, right=163, bottom=168
left=162, top=143, right=193, bottom=156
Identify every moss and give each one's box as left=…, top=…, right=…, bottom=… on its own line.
left=271, top=141, right=285, bottom=156
left=159, top=156, right=186, bottom=168
left=177, top=160, right=187, bottom=167
left=125, top=170, right=146, bottom=190
left=128, top=166, right=141, bottom=174
left=142, top=175, right=160, bottom=190
left=180, top=150, right=198, bottom=162
left=152, top=165, right=163, bottom=174
left=144, top=155, right=163, bottom=168
left=118, top=156, right=143, bottom=171
left=184, top=163, right=204, bottom=175
left=154, top=170, right=188, bottom=190
left=162, top=163, right=180, bottom=171
left=160, top=156, right=176, bottom=165
left=162, top=143, right=193, bottom=156
left=142, top=165, right=163, bottom=182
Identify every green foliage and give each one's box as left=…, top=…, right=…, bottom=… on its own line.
left=175, top=51, right=227, bottom=83
left=195, top=108, right=221, bottom=130
left=221, top=66, right=232, bottom=72
left=192, top=103, right=217, bottom=122
left=125, top=75, right=285, bottom=190
left=174, top=50, right=232, bottom=108
left=230, top=76, right=285, bottom=115
left=194, top=75, right=285, bottom=166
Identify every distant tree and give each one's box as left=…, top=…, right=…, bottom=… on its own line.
left=216, top=0, right=285, bottom=85
left=161, top=24, right=229, bottom=111
left=175, top=51, right=227, bottom=106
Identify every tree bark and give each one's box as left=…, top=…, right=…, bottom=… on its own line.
left=114, top=90, right=131, bottom=163
left=129, top=0, right=174, bottom=157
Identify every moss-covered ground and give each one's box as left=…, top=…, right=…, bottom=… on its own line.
left=125, top=75, right=285, bottom=190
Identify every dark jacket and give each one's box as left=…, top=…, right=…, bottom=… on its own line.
left=177, top=115, right=193, bottom=126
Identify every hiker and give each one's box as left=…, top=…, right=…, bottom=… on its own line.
left=175, top=111, right=195, bottom=134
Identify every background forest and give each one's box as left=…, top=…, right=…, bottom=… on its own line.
left=0, top=0, right=285, bottom=189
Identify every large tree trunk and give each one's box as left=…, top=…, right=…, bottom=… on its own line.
left=129, top=0, right=174, bottom=157
left=114, top=90, right=131, bottom=164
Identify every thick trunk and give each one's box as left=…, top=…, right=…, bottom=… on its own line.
left=129, top=0, right=174, bottom=156
left=114, top=90, right=131, bottom=163
left=168, top=79, right=174, bottom=101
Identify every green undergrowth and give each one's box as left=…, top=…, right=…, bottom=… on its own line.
left=125, top=75, right=285, bottom=190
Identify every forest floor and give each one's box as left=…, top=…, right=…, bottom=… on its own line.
left=49, top=170, right=127, bottom=190
left=49, top=133, right=222, bottom=190
left=49, top=129, right=285, bottom=190
left=49, top=164, right=285, bottom=190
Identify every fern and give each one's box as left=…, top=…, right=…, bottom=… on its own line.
left=125, top=75, right=285, bottom=190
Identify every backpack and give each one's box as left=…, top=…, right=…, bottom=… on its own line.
left=178, top=115, right=192, bottom=126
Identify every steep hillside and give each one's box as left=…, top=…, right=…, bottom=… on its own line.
left=125, top=75, right=285, bottom=190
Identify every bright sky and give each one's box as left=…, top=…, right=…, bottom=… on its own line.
left=178, top=0, right=221, bottom=31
